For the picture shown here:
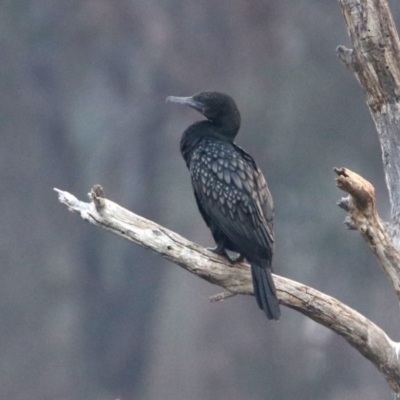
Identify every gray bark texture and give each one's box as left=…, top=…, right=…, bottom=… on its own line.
left=337, top=0, right=400, bottom=238
left=55, top=0, right=400, bottom=396
left=335, top=0, right=400, bottom=394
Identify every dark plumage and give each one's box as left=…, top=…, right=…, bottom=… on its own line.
left=167, top=91, right=280, bottom=320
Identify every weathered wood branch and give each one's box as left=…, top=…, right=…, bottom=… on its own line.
left=335, top=3, right=400, bottom=392
left=54, top=185, right=400, bottom=392
left=335, top=2, right=400, bottom=391
left=335, top=167, right=400, bottom=300
left=337, top=0, right=400, bottom=232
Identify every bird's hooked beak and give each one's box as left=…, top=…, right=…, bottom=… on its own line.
left=166, top=96, right=204, bottom=113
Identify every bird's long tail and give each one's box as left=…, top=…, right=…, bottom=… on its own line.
left=251, top=263, right=281, bottom=320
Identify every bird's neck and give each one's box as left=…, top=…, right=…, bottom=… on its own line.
left=180, top=119, right=239, bottom=166
left=213, top=114, right=240, bottom=140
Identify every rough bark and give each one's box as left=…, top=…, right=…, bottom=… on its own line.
left=55, top=185, right=400, bottom=393
left=334, top=0, right=400, bottom=395
left=337, top=0, right=400, bottom=235
left=335, top=168, right=400, bottom=299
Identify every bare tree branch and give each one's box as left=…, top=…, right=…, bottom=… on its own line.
left=337, top=0, right=400, bottom=234
left=335, top=168, right=400, bottom=299
left=333, top=1, right=400, bottom=394
left=54, top=186, right=400, bottom=393
left=209, top=291, right=236, bottom=302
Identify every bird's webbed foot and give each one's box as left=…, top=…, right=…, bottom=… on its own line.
left=207, top=244, right=230, bottom=260
left=232, top=254, right=245, bottom=263
left=207, top=245, right=245, bottom=265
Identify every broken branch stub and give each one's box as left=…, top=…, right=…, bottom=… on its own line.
left=334, top=167, right=400, bottom=299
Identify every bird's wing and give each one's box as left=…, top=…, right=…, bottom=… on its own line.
left=236, top=145, right=274, bottom=231
left=191, top=143, right=274, bottom=254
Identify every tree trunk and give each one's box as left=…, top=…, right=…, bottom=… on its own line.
left=337, top=0, right=400, bottom=241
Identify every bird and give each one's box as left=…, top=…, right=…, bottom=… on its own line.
left=167, top=91, right=280, bottom=320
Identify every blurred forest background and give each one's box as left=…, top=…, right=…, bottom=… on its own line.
left=2, top=1, right=400, bottom=399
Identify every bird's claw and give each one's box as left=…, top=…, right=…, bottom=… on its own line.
left=232, top=254, right=245, bottom=263
left=207, top=246, right=230, bottom=259
left=207, top=246, right=244, bottom=265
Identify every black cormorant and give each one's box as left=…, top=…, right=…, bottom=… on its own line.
left=167, top=91, right=280, bottom=320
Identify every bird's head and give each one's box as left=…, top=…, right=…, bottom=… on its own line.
left=167, top=91, right=241, bottom=138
